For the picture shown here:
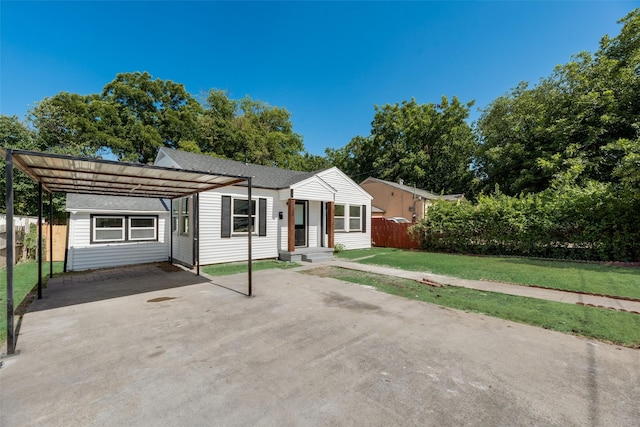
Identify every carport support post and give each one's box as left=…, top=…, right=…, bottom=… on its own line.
left=38, top=182, right=43, bottom=299
left=5, top=149, right=15, bottom=355
left=194, top=193, right=199, bottom=276
left=49, top=191, right=53, bottom=278
left=248, top=177, right=252, bottom=297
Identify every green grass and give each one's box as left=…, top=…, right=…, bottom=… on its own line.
left=202, top=260, right=300, bottom=276
left=304, top=266, right=640, bottom=348
left=336, top=248, right=640, bottom=299
left=1, top=261, right=64, bottom=343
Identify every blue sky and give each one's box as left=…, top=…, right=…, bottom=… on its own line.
left=1, top=1, right=638, bottom=156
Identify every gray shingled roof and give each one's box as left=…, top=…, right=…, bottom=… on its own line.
left=66, top=194, right=169, bottom=212
left=159, top=148, right=320, bottom=189
left=361, top=177, right=464, bottom=201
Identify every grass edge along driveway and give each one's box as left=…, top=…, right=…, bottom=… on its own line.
left=0, top=261, right=64, bottom=344
left=336, top=248, right=640, bottom=300
left=304, top=266, right=640, bottom=348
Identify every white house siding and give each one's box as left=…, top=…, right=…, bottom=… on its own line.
left=275, top=198, right=289, bottom=252
left=198, top=187, right=279, bottom=265
left=170, top=196, right=194, bottom=266
left=171, top=234, right=193, bottom=267
left=307, top=200, right=322, bottom=248
left=318, top=168, right=373, bottom=251
left=67, top=213, right=170, bottom=271
left=291, top=177, right=335, bottom=201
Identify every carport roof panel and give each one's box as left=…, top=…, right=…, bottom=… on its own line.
left=1, top=149, right=248, bottom=198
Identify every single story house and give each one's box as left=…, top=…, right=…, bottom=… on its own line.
left=360, top=177, right=464, bottom=222
left=65, top=148, right=372, bottom=271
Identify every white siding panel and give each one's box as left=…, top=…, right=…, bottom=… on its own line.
left=275, top=198, right=289, bottom=251
left=198, top=187, right=280, bottom=265
left=292, top=178, right=335, bottom=201
left=319, top=168, right=372, bottom=250
left=171, top=234, right=193, bottom=266
left=68, top=214, right=170, bottom=271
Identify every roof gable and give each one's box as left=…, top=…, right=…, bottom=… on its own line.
left=318, top=167, right=373, bottom=199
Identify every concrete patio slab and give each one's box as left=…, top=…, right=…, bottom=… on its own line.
left=1, top=264, right=639, bottom=426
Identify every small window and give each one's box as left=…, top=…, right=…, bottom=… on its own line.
left=93, top=216, right=125, bottom=242
left=349, top=205, right=361, bottom=231
left=129, top=217, right=157, bottom=241
left=180, top=198, right=190, bottom=235
left=233, top=199, right=256, bottom=233
left=334, top=204, right=345, bottom=231
left=171, top=201, right=178, bottom=233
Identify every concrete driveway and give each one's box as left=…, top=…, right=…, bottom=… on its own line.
left=1, top=264, right=639, bottom=426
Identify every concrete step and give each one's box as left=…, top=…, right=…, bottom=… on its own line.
left=302, top=253, right=334, bottom=263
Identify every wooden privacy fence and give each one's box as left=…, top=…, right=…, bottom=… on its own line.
left=371, top=218, right=422, bottom=250
left=43, top=224, right=67, bottom=262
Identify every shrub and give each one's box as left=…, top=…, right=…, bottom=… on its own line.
left=413, top=184, right=640, bottom=262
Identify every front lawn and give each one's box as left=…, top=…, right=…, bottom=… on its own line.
left=304, top=266, right=640, bottom=348
left=202, top=260, right=299, bottom=276
left=336, top=248, right=640, bottom=299
left=1, top=261, right=64, bottom=343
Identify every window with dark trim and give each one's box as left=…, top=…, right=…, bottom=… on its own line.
left=349, top=205, right=361, bottom=231
left=93, top=216, right=125, bottom=242
left=221, top=196, right=267, bottom=238
left=91, top=215, right=158, bottom=244
left=129, top=217, right=157, bottom=241
left=233, top=198, right=256, bottom=233
left=334, top=204, right=366, bottom=232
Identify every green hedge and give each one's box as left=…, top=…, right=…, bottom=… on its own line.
left=412, top=183, right=640, bottom=262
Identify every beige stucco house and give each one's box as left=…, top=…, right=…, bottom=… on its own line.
left=360, top=177, right=464, bottom=222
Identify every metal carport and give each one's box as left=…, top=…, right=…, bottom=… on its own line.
left=2, top=148, right=253, bottom=356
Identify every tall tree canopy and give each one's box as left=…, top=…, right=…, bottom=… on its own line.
left=327, top=96, right=476, bottom=194
left=29, top=72, right=203, bottom=163
left=102, top=72, right=202, bottom=162
left=198, top=89, right=306, bottom=169
left=0, top=115, right=41, bottom=214
left=476, top=8, right=640, bottom=195
left=26, top=77, right=319, bottom=169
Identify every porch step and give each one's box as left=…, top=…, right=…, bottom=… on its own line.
left=279, top=248, right=334, bottom=263
left=301, top=252, right=334, bottom=263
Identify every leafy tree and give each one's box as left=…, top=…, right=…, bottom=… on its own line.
left=328, top=97, right=476, bottom=194
left=102, top=71, right=202, bottom=163
left=29, top=93, right=117, bottom=157
left=476, top=8, right=640, bottom=195
left=198, top=89, right=305, bottom=169
left=29, top=72, right=202, bottom=164
left=0, top=115, right=40, bottom=214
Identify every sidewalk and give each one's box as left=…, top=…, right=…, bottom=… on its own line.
left=306, top=259, right=640, bottom=314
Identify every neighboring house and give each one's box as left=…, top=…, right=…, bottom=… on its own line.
left=66, top=148, right=372, bottom=271
left=360, top=177, right=464, bottom=222
left=371, top=205, right=386, bottom=218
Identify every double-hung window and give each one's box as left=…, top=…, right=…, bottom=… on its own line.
left=333, top=204, right=366, bottom=233
left=349, top=205, right=361, bottom=231
left=91, top=215, right=159, bottom=243
left=222, top=196, right=267, bottom=238
left=93, top=216, right=125, bottom=242
left=233, top=199, right=256, bottom=233
left=129, top=217, right=157, bottom=241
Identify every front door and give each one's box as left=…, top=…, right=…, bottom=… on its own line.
left=295, top=201, right=307, bottom=247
